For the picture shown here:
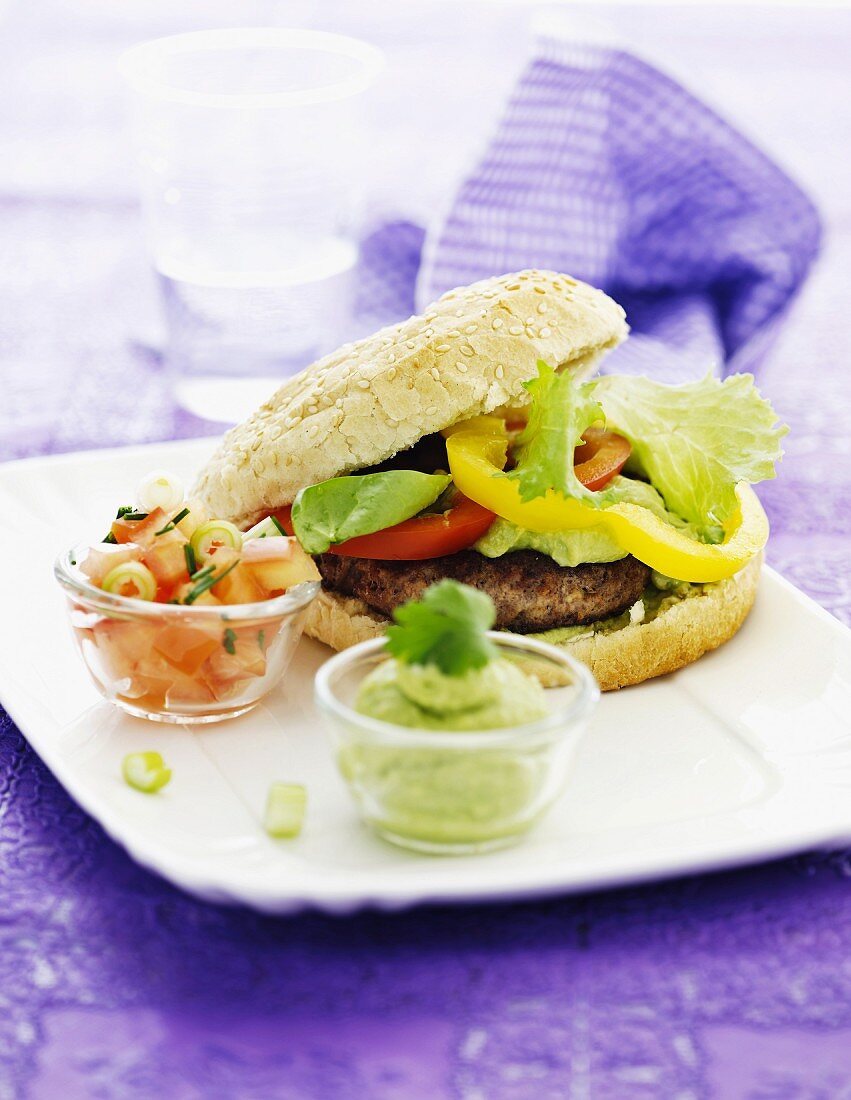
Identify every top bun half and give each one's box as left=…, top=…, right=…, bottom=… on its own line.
left=193, top=270, right=628, bottom=527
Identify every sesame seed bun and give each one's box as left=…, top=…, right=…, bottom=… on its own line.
left=302, top=555, right=763, bottom=692
left=193, top=270, right=628, bottom=527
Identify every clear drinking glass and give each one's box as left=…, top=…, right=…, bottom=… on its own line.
left=120, top=29, right=384, bottom=423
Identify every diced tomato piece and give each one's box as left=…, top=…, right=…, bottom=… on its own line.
left=153, top=624, right=221, bottom=676
left=202, top=630, right=268, bottom=701
left=92, top=619, right=159, bottom=682
left=132, top=652, right=216, bottom=707
left=141, top=529, right=190, bottom=593
left=111, top=508, right=170, bottom=548
left=242, top=539, right=319, bottom=595
left=79, top=544, right=143, bottom=585
left=211, top=558, right=266, bottom=605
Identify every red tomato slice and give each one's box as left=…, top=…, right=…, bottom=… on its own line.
left=274, top=493, right=496, bottom=561
left=573, top=428, right=631, bottom=491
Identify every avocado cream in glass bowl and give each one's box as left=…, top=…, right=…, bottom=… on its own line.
left=314, top=581, right=599, bottom=854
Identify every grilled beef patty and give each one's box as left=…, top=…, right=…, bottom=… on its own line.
left=317, top=551, right=650, bottom=633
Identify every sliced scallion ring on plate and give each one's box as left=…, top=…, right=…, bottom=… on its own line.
left=264, top=783, right=307, bottom=838
left=122, top=751, right=172, bottom=793
left=135, top=470, right=184, bottom=514
left=190, top=520, right=244, bottom=563
left=102, top=561, right=157, bottom=601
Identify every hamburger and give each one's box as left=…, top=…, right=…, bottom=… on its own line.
left=194, top=271, right=785, bottom=690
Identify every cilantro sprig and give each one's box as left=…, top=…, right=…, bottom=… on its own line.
left=385, top=580, right=498, bottom=676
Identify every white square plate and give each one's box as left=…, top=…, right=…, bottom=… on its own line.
left=2, top=439, right=851, bottom=914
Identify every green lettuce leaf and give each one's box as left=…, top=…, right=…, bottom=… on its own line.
left=504, top=360, right=608, bottom=506
left=593, top=373, right=788, bottom=533
left=291, top=470, right=450, bottom=555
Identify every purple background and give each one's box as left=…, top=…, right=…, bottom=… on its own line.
left=3, top=3, right=851, bottom=1096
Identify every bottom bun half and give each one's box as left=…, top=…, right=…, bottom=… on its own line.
left=304, top=554, right=762, bottom=691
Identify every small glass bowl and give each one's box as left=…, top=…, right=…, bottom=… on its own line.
left=315, top=634, right=599, bottom=854
left=55, top=546, right=319, bottom=724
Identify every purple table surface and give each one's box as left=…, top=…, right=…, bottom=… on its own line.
left=3, top=3, right=851, bottom=1096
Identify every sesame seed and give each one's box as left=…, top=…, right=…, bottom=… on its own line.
left=424, top=327, right=434, bottom=338
left=306, top=425, right=319, bottom=439
left=540, top=326, right=552, bottom=338
left=447, top=330, right=461, bottom=339
left=455, top=308, right=465, bottom=316
left=456, top=362, right=468, bottom=373
left=464, top=324, right=477, bottom=335
left=306, top=404, right=318, bottom=415
left=406, top=340, right=416, bottom=350
left=387, top=352, right=396, bottom=363
left=357, top=379, right=370, bottom=390
left=460, top=344, right=474, bottom=357
left=492, top=318, right=504, bottom=330
left=335, top=398, right=344, bottom=409
left=495, top=365, right=505, bottom=379
left=537, top=303, right=548, bottom=314
left=506, top=283, right=521, bottom=291
left=509, top=325, right=523, bottom=336
left=525, top=317, right=534, bottom=326
left=284, top=414, right=302, bottom=428
left=387, top=367, right=397, bottom=380
left=533, top=286, right=546, bottom=294
left=430, top=367, right=440, bottom=380
left=425, top=405, right=438, bottom=416
left=435, top=344, right=450, bottom=353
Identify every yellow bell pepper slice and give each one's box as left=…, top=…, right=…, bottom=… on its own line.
left=445, top=418, right=768, bottom=583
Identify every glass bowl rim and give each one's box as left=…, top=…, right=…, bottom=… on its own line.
left=119, top=28, right=385, bottom=110
left=55, top=544, right=320, bottom=621
left=314, top=633, right=600, bottom=749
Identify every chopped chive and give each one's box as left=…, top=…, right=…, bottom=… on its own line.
left=183, top=543, right=197, bottom=576
left=155, top=506, right=190, bottom=536
left=223, top=627, right=237, bottom=654
left=115, top=505, right=134, bottom=519
left=122, top=511, right=149, bottom=522
left=70, top=557, right=77, bottom=566
left=270, top=516, right=287, bottom=537
left=258, top=629, right=266, bottom=653
left=190, top=564, right=215, bottom=581
left=102, top=532, right=117, bottom=544
left=182, top=559, right=239, bottom=604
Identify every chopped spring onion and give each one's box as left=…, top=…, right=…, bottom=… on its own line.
left=102, top=561, right=157, bottom=601
left=222, top=627, right=237, bottom=654
left=190, top=520, right=243, bottom=564
left=115, top=505, right=135, bottom=519
left=183, top=542, right=197, bottom=577
left=155, top=507, right=190, bottom=536
left=263, top=783, right=307, bottom=838
left=243, top=516, right=283, bottom=540
left=102, top=531, right=118, bottom=544
left=136, top=470, right=184, bottom=514
left=122, top=751, right=172, bottom=793
left=121, top=511, right=149, bottom=522
left=181, top=558, right=239, bottom=604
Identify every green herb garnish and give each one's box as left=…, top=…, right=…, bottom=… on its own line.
left=223, top=627, right=237, bottom=654
left=190, top=564, right=215, bottom=581
left=121, top=511, right=149, bottom=521
left=258, top=629, right=266, bottom=653
left=155, top=507, right=190, bottom=536
left=182, top=559, right=239, bottom=604
left=386, top=579, right=498, bottom=676
left=115, top=505, right=135, bottom=519
left=102, top=532, right=118, bottom=544
left=183, top=542, right=197, bottom=577
left=122, top=751, right=171, bottom=793
left=270, top=516, right=288, bottom=537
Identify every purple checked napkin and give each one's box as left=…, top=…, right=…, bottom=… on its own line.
left=412, top=37, right=821, bottom=382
